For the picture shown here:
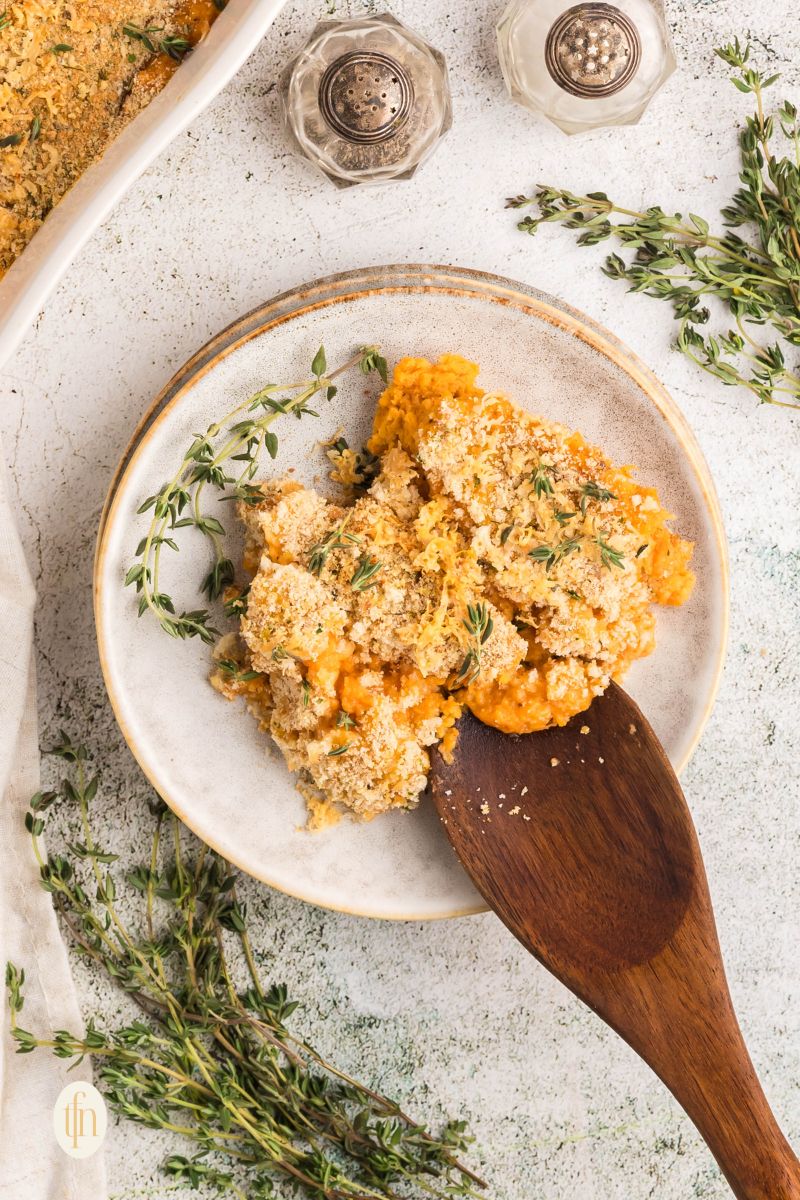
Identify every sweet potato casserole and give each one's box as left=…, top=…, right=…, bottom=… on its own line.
left=0, top=0, right=221, bottom=279
left=213, top=355, right=695, bottom=827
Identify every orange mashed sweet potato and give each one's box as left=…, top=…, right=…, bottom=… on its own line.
left=213, top=354, right=694, bottom=823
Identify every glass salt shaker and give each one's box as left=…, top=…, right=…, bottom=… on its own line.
left=496, top=0, right=676, bottom=134
left=280, top=13, right=452, bottom=188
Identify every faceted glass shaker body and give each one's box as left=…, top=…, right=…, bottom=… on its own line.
left=497, top=0, right=676, bottom=133
left=280, top=13, right=452, bottom=187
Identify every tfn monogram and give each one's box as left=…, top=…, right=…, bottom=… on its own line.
left=64, top=1089, right=98, bottom=1150
left=54, top=1080, right=107, bottom=1158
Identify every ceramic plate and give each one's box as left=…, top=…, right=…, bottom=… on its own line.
left=95, top=265, right=729, bottom=920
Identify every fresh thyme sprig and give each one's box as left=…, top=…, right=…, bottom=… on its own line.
left=123, top=22, right=192, bottom=61
left=529, top=537, right=583, bottom=574
left=350, top=553, right=383, bottom=592
left=529, top=532, right=624, bottom=572
left=358, top=347, right=389, bottom=383
left=126, top=346, right=385, bottom=643
left=530, top=459, right=555, bottom=498
left=7, top=738, right=484, bottom=1200
left=594, top=536, right=625, bottom=570
left=308, top=514, right=361, bottom=576
left=509, top=38, right=800, bottom=411
left=454, top=602, right=494, bottom=687
left=224, top=586, right=250, bottom=621
left=580, top=482, right=615, bottom=515
left=217, top=658, right=263, bottom=684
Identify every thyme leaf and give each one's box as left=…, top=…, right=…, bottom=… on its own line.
left=123, top=22, right=191, bottom=61
left=594, top=536, right=625, bottom=570
left=580, top=481, right=615, bottom=515
left=217, top=658, right=262, bottom=683
left=529, top=537, right=583, bottom=573
left=350, top=552, right=383, bottom=592
left=327, top=742, right=352, bottom=757
left=223, top=586, right=249, bottom=620
left=530, top=459, right=555, bottom=498
left=308, top=515, right=361, bottom=576
left=359, top=344, right=389, bottom=383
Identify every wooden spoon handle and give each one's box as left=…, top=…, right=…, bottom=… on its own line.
left=663, top=1001, right=800, bottom=1199
left=617, top=905, right=800, bottom=1200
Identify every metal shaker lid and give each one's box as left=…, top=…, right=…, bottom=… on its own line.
left=545, top=3, right=641, bottom=98
left=319, top=50, right=415, bottom=145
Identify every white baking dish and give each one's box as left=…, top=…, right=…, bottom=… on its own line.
left=0, top=0, right=288, bottom=369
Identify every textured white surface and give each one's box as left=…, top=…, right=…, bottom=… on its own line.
left=1, top=0, right=799, bottom=1197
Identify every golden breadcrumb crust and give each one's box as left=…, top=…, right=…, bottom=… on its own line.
left=213, top=355, right=695, bottom=824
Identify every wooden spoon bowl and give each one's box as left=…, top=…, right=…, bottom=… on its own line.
left=430, top=684, right=799, bottom=1200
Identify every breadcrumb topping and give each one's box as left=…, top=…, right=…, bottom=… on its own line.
left=212, top=355, right=695, bottom=824
left=0, top=0, right=220, bottom=279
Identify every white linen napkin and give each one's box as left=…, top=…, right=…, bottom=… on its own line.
left=0, top=442, right=107, bottom=1198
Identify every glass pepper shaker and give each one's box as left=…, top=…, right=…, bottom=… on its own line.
left=496, top=0, right=676, bottom=134
left=280, top=13, right=452, bottom=188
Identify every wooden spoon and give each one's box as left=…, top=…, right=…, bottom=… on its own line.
left=429, top=683, right=799, bottom=1200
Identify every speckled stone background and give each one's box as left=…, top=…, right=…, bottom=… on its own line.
left=1, top=0, right=799, bottom=1197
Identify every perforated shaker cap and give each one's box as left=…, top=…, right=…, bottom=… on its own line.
left=544, top=3, right=641, bottom=98
left=318, top=50, right=415, bottom=145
